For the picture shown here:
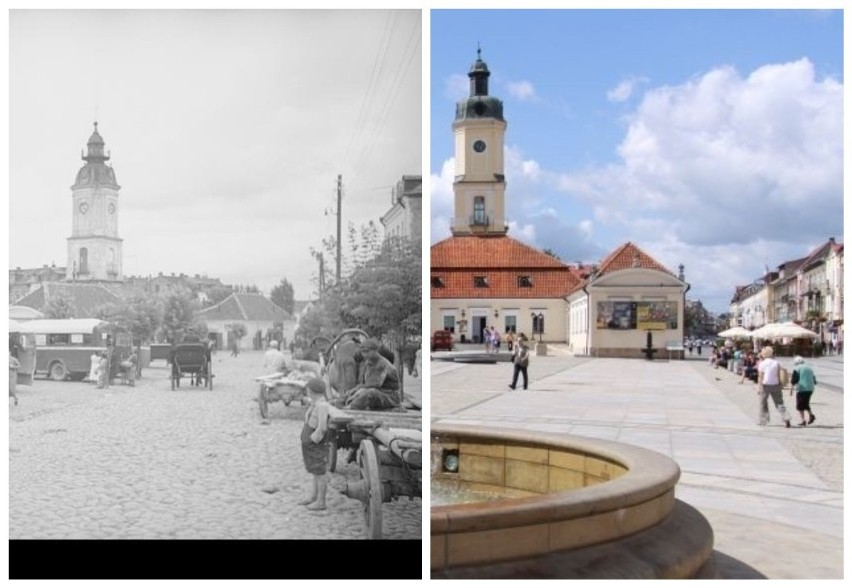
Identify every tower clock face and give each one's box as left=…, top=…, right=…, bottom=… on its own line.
left=78, top=201, right=89, bottom=214
left=473, top=140, right=487, bottom=153
left=108, top=203, right=116, bottom=215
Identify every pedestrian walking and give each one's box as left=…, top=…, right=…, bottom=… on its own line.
left=299, top=378, right=331, bottom=511
left=697, top=342, right=702, bottom=356
left=508, top=334, right=530, bottom=390
left=506, top=331, right=515, bottom=353
left=756, top=346, right=791, bottom=428
left=492, top=328, right=501, bottom=353
left=230, top=340, right=239, bottom=357
left=790, top=356, right=817, bottom=426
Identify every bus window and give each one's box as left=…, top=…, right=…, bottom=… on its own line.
left=48, top=334, right=70, bottom=345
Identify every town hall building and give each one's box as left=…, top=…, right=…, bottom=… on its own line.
left=430, top=52, right=688, bottom=357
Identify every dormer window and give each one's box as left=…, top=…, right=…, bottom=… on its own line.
left=474, top=276, right=488, bottom=288
left=518, top=276, right=533, bottom=288
left=431, top=276, right=445, bottom=288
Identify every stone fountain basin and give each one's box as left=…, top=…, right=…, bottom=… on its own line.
left=431, top=425, right=715, bottom=578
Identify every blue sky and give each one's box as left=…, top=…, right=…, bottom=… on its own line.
left=430, top=9, right=843, bottom=314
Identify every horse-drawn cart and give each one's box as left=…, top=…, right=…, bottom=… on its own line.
left=169, top=341, right=213, bottom=390
left=255, top=374, right=310, bottom=419
left=328, top=405, right=422, bottom=539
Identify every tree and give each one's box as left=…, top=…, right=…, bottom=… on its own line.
left=270, top=277, right=295, bottom=315
left=96, top=294, right=163, bottom=347
left=205, top=285, right=235, bottom=306
left=160, top=291, right=200, bottom=344
left=44, top=295, right=76, bottom=319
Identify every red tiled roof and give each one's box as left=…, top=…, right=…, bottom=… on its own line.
left=431, top=234, right=569, bottom=269
left=596, top=242, right=674, bottom=276
left=565, top=242, right=676, bottom=297
left=431, top=269, right=579, bottom=299
left=431, top=234, right=578, bottom=298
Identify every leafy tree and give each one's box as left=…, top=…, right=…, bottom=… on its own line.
left=97, top=295, right=163, bottom=347
left=44, top=295, right=77, bottom=319
left=270, top=277, right=295, bottom=314
left=229, top=322, right=248, bottom=346
left=205, top=285, right=235, bottom=306
left=160, top=291, right=200, bottom=344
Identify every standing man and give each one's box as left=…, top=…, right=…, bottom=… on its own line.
left=508, top=334, right=530, bottom=390
left=343, top=339, right=401, bottom=410
left=790, top=356, right=817, bottom=426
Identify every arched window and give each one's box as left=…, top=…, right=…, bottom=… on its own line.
left=473, top=196, right=486, bottom=225
left=79, top=248, right=88, bottom=275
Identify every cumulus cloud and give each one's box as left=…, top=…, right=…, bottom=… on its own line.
left=560, top=59, right=842, bottom=248
left=506, top=80, right=537, bottom=101
left=606, top=76, right=648, bottom=103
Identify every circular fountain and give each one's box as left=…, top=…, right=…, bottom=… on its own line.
left=431, top=425, right=717, bottom=579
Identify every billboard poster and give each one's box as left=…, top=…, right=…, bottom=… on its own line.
left=636, top=302, right=678, bottom=330
left=596, top=301, right=636, bottom=330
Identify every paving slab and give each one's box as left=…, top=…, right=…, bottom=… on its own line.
left=431, top=347, right=844, bottom=579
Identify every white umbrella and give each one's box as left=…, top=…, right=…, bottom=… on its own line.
left=750, top=322, right=819, bottom=340
left=717, top=326, right=752, bottom=338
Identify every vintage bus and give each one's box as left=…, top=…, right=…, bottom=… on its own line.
left=16, top=319, right=112, bottom=381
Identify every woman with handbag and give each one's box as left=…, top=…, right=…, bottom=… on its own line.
left=509, top=334, right=530, bottom=390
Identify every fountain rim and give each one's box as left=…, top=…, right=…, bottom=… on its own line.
left=431, top=424, right=680, bottom=534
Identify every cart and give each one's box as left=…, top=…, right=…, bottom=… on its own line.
left=169, top=342, right=213, bottom=390
left=254, top=374, right=310, bottom=419
left=328, top=405, right=422, bottom=540
left=319, top=328, right=422, bottom=539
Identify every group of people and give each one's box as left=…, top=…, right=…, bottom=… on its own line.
left=482, top=326, right=503, bottom=353
left=750, top=346, right=818, bottom=428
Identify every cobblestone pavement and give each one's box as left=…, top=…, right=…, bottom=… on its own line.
left=9, top=350, right=422, bottom=540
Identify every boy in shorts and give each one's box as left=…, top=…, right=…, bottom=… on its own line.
left=299, top=377, right=331, bottom=510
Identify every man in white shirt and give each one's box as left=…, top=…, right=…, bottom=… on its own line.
left=756, top=346, right=791, bottom=428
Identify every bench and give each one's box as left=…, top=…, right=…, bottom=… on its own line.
left=665, top=341, right=685, bottom=361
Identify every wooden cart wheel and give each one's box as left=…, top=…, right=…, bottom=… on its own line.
left=359, top=439, right=383, bottom=540
left=258, top=385, right=269, bottom=419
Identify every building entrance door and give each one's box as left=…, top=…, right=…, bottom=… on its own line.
left=475, top=316, right=487, bottom=344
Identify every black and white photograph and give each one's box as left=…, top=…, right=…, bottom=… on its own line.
left=7, top=8, right=422, bottom=578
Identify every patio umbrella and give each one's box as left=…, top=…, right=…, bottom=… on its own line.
left=717, top=326, right=752, bottom=338
left=750, top=322, right=819, bottom=340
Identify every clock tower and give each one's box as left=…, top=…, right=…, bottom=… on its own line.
left=451, top=49, right=508, bottom=236
left=66, top=123, right=123, bottom=282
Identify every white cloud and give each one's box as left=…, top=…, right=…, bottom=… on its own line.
left=606, top=76, right=648, bottom=103
left=560, top=59, right=842, bottom=248
left=444, top=74, right=469, bottom=101
left=506, top=80, right=537, bottom=101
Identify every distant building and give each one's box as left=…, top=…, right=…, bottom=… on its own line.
left=13, top=281, right=120, bottom=318
left=9, top=264, right=66, bottom=303
left=380, top=175, right=422, bottom=242
left=197, top=292, right=295, bottom=351
left=730, top=237, right=844, bottom=345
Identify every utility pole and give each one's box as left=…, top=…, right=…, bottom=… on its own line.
left=314, top=251, right=325, bottom=300
left=336, top=174, right=342, bottom=284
